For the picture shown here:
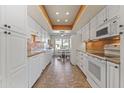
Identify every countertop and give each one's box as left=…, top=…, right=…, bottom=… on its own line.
left=27, top=49, right=53, bottom=57
left=76, top=49, right=120, bottom=64
left=27, top=51, right=45, bottom=57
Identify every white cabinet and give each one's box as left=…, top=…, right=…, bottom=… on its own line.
left=82, top=23, right=90, bottom=41
left=97, top=7, right=107, bottom=27
left=107, top=5, right=120, bottom=20
left=6, top=32, right=27, bottom=72
left=110, top=18, right=120, bottom=36
left=6, top=32, right=28, bottom=88
left=82, top=53, right=88, bottom=75
left=28, top=51, right=53, bottom=87
left=7, top=64, right=28, bottom=88
left=0, top=6, right=27, bottom=35
left=29, top=55, right=42, bottom=87
left=0, top=29, right=28, bottom=88
left=107, top=62, right=120, bottom=88
left=0, top=6, right=3, bottom=26
left=0, top=29, right=7, bottom=87
left=120, top=32, right=124, bottom=87
left=90, top=16, right=97, bottom=40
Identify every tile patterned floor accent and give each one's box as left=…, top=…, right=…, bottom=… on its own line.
left=33, top=57, right=91, bottom=88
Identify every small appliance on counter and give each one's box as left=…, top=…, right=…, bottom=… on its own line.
left=104, top=44, right=120, bottom=57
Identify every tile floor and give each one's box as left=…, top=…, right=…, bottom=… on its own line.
left=33, top=57, right=91, bottom=88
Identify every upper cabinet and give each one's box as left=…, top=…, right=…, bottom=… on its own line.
left=81, top=5, right=124, bottom=41
left=90, top=16, right=97, bottom=40
left=82, top=23, right=90, bottom=42
left=0, top=6, right=27, bottom=35
left=107, top=6, right=120, bottom=20
left=97, top=7, right=107, bottom=27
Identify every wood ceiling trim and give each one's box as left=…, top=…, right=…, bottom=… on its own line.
left=52, top=25, right=72, bottom=30
left=72, top=5, right=87, bottom=29
left=39, top=5, right=86, bottom=30
left=38, top=5, right=52, bottom=29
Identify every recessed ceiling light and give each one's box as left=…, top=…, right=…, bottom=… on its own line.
left=65, top=19, right=68, bottom=22
left=56, top=12, right=59, bottom=15
left=66, top=12, right=70, bottom=15
left=57, top=19, right=60, bottom=22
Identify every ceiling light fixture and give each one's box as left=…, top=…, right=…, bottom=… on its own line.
left=56, top=12, right=59, bottom=15
left=66, top=12, right=70, bottom=15
left=65, top=19, right=68, bottom=22
left=57, top=19, right=60, bottom=22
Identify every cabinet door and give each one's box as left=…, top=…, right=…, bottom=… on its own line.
left=0, top=6, right=2, bottom=26
left=110, top=18, right=120, bottom=36
left=0, top=31, right=2, bottom=88
left=6, top=32, right=28, bottom=87
left=107, top=5, right=120, bottom=20
left=82, top=27, right=85, bottom=41
left=97, top=7, right=107, bottom=27
left=0, top=30, right=6, bottom=88
left=107, top=62, right=120, bottom=88
left=85, top=23, right=90, bottom=41
left=90, top=16, right=97, bottom=40
left=3, top=6, right=27, bottom=34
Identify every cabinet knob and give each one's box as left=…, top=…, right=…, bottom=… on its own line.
left=106, top=18, right=108, bottom=21
left=8, top=32, right=11, bottom=35
left=4, top=31, right=7, bottom=34
left=113, top=21, right=117, bottom=23
left=119, top=32, right=123, bottom=35
left=115, top=66, right=118, bottom=68
left=119, top=25, right=124, bottom=28
left=8, top=26, right=11, bottom=28
left=4, top=24, right=7, bottom=27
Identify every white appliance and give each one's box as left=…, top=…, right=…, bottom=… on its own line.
left=104, top=44, right=120, bottom=56
left=87, top=56, right=107, bottom=88
left=96, top=18, right=119, bottom=39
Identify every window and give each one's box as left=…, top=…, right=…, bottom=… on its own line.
left=55, top=37, right=70, bottom=50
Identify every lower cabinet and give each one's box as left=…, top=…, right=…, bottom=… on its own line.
left=6, top=64, right=28, bottom=88
left=28, top=52, right=53, bottom=88
left=77, top=52, right=120, bottom=88
left=107, top=61, right=120, bottom=88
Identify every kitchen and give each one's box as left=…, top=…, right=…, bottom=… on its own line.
left=0, top=5, right=124, bottom=88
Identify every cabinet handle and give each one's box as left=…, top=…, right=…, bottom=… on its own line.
left=4, top=24, right=7, bottom=27
left=4, top=31, right=7, bottom=34
left=119, top=32, right=123, bottom=35
left=119, top=25, right=124, bottom=28
left=113, top=21, right=117, bottom=23
left=115, top=66, right=118, bottom=68
left=8, top=26, right=11, bottom=28
left=8, top=32, right=11, bottom=35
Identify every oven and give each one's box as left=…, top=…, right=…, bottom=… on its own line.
left=87, top=56, right=107, bottom=88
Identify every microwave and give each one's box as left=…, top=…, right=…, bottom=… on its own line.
left=96, top=18, right=119, bottom=39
